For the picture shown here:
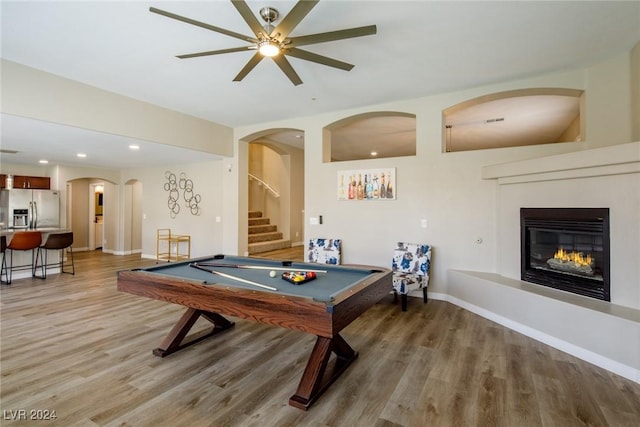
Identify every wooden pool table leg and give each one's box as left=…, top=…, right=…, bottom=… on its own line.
left=152, top=308, right=235, bottom=357
left=289, top=334, right=358, bottom=410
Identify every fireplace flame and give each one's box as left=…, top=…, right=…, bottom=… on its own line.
left=553, top=248, right=593, bottom=267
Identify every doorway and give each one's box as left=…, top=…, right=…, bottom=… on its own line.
left=90, top=182, right=104, bottom=250
left=243, top=129, right=305, bottom=256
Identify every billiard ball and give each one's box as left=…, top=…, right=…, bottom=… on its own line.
left=269, top=270, right=277, bottom=278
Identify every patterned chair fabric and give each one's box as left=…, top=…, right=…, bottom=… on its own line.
left=307, top=238, right=342, bottom=265
left=392, top=242, right=432, bottom=310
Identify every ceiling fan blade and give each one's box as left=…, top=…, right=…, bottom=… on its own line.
left=288, top=25, right=377, bottom=47
left=273, top=55, right=303, bottom=86
left=286, top=48, right=354, bottom=71
left=271, top=0, right=319, bottom=42
left=231, top=0, right=268, bottom=38
left=177, top=46, right=255, bottom=59
left=150, top=7, right=257, bottom=43
left=233, top=52, right=265, bottom=82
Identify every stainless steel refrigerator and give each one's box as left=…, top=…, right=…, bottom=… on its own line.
left=0, top=189, right=60, bottom=229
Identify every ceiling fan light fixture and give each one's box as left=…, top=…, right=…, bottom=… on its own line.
left=258, top=40, right=280, bottom=57
left=150, top=2, right=377, bottom=85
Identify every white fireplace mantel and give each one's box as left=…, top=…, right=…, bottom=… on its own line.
left=443, top=141, right=640, bottom=384
left=481, top=141, right=640, bottom=184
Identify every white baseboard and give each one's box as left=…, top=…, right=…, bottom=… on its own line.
left=424, top=273, right=640, bottom=385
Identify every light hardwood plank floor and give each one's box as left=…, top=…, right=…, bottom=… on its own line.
left=1, top=250, right=639, bottom=426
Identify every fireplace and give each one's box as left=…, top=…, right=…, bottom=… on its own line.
left=521, top=208, right=610, bottom=301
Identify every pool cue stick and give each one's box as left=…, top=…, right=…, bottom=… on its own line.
left=197, top=262, right=327, bottom=274
left=190, top=263, right=278, bottom=291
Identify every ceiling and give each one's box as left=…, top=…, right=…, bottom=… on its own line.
left=1, top=1, right=639, bottom=168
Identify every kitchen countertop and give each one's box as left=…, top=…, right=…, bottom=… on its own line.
left=1, top=228, right=70, bottom=237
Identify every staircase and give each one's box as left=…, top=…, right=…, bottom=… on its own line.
left=248, top=211, right=291, bottom=254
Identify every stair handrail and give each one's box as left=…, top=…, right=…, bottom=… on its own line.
left=248, top=174, right=280, bottom=198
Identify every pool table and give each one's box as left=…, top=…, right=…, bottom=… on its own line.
left=117, top=254, right=391, bottom=410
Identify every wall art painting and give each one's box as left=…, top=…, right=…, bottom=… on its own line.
left=337, top=168, right=396, bottom=201
left=164, top=171, right=201, bottom=218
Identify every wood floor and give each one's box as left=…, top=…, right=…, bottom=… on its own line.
left=1, top=249, right=639, bottom=426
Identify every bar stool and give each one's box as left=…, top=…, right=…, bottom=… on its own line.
left=0, top=235, right=7, bottom=284
left=37, top=232, right=74, bottom=279
left=0, top=231, right=43, bottom=285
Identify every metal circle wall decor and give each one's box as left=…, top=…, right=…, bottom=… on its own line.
left=164, top=171, right=201, bottom=218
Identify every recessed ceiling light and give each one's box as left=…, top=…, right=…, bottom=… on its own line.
left=129, top=144, right=140, bottom=150
left=39, top=159, right=49, bottom=164
left=370, top=151, right=378, bottom=156
left=77, top=153, right=87, bottom=158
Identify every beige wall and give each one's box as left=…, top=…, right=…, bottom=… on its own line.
left=583, top=51, right=633, bottom=147
left=0, top=162, right=54, bottom=178
left=631, top=41, right=640, bottom=141
left=121, top=180, right=142, bottom=254
left=1, top=59, right=235, bottom=256
left=1, top=59, right=234, bottom=157
left=121, top=160, right=227, bottom=259
left=69, top=179, right=90, bottom=250
left=235, top=49, right=638, bottom=305
left=2, top=40, right=637, bottom=384
left=233, top=47, right=640, bottom=383
left=1, top=44, right=637, bottom=285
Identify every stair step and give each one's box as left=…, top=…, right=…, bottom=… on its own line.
left=248, top=211, right=263, bottom=219
left=248, top=239, right=291, bottom=255
left=248, top=231, right=283, bottom=244
left=249, top=224, right=277, bottom=234
left=249, top=217, right=271, bottom=226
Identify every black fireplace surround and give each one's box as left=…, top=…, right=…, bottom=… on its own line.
left=521, top=208, right=610, bottom=301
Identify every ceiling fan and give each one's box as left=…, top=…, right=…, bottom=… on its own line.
left=150, top=0, right=377, bottom=86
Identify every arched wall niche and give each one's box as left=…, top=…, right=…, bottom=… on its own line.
left=323, top=111, right=417, bottom=162
left=442, top=88, right=585, bottom=152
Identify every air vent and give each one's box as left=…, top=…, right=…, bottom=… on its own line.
left=0, top=149, right=19, bottom=154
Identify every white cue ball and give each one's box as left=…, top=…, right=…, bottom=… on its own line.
left=269, top=270, right=277, bottom=278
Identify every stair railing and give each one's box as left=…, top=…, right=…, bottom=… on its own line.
left=248, top=174, right=280, bottom=198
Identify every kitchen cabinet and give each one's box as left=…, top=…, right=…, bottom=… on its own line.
left=2, top=175, right=51, bottom=189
